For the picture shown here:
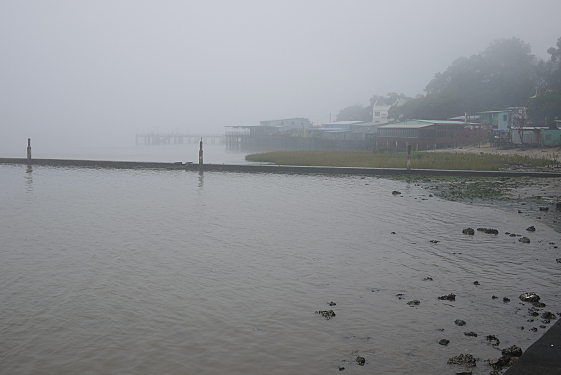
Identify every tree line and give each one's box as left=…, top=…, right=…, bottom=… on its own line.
left=336, top=37, right=561, bottom=127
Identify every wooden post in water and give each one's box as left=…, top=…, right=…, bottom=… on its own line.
left=198, top=138, right=203, bottom=169
left=27, top=138, right=32, bottom=162
left=406, top=144, right=411, bottom=171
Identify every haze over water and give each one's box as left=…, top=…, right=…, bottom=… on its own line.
left=1, top=149, right=560, bottom=374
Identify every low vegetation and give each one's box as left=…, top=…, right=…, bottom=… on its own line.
left=245, top=150, right=552, bottom=171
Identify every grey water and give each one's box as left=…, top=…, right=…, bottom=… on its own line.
left=1, top=145, right=560, bottom=374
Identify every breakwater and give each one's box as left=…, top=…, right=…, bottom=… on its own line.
left=3, top=157, right=561, bottom=178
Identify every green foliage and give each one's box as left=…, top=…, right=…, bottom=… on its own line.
left=392, top=37, right=541, bottom=121
left=335, top=104, right=371, bottom=121
left=245, top=150, right=551, bottom=171
left=527, top=90, right=561, bottom=125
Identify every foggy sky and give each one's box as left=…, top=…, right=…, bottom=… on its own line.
left=1, top=0, right=560, bottom=151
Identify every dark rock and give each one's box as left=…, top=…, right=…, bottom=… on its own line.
left=540, top=324, right=547, bottom=328
left=454, top=319, right=467, bottom=326
left=423, top=276, right=433, bottom=281
left=473, top=281, right=480, bottom=285
left=338, top=366, right=345, bottom=371
left=462, top=228, right=475, bottom=235
left=485, top=335, right=500, bottom=346
left=355, top=356, right=365, bottom=366
left=556, top=258, right=561, bottom=263
left=531, top=327, right=538, bottom=332
left=447, top=353, right=476, bottom=367
left=464, top=331, right=477, bottom=337
left=519, top=237, right=531, bottom=243
left=407, top=300, right=420, bottom=306
left=519, top=292, right=540, bottom=302
left=502, top=345, right=523, bottom=358
left=489, top=355, right=513, bottom=369
left=328, top=301, right=336, bottom=306
left=456, top=372, right=472, bottom=375
left=492, top=295, right=499, bottom=299
left=503, top=297, right=510, bottom=303
left=316, top=310, right=336, bottom=320
left=477, top=227, right=499, bottom=234
left=430, top=240, right=439, bottom=243
left=526, top=225, right=536, bottom=231
left=396, top=293, right=404, bottom=300
left=391, top=231, right=396, bottom=234
left=534, top=302, right=546, bottom=308
left=438, top=339, right=450, bottom=345
left=541, top=311, right=557, bottom=320
left=438, top=293, right=456, bottom=301
left=509, top=233, right=517, bottom=237
left=539, top=207, right=549, bottom=212
left=392, top=191, right=401, bottom=195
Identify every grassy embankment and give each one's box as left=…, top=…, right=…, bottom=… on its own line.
left=245, top=150, right=554, bottom=171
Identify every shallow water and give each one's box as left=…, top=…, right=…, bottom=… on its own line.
left=1, top=162, right=560, bottom=375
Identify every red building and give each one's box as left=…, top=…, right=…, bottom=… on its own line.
left=375, top=120, right=489, bottom=151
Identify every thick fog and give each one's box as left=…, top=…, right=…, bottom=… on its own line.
left=1, top=0, right=560, bottom=154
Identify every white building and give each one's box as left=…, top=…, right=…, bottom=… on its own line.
left=372, top=98, right=406, bottom=124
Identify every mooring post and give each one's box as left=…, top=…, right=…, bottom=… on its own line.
left=407, top=144, right=411, bottom=171
left=199, top=138, right=203, bottom=169
left=27, top=138, right=32, bottom=162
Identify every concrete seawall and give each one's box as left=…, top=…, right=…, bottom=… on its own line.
left=2, top=157, right=561, bottom=177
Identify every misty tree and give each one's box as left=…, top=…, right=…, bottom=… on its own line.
left=335, top=104, right=371, bottom=122
left=527, top=37, right=561, bottom=126
left=512, top=108, right=529, bottom=148
left=398, top=37, right=539, bottom=121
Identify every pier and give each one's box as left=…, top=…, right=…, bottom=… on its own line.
left=135, top=132, right=224, bottom=145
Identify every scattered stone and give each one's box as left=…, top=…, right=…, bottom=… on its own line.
left=492, top=295, right=499, bottom=299
left=534, top=302, right=546, bottom=308
left=338, top=366, right=345, bottom=371
left=539, top=207, right=549, bottom=212
left=407, top=300, right=420, bottom=306
left=430, top=240, right=439, bottom=243
left=392, top=191, right=401, bottom=195
left=423, top=276, right=433, bottom=281
left=438, top=293, right=456, bottom=301
left=502, top=345, right=523, bottom=358
left=429, top=194, right=433, bottom=197
left=489, top=356, right=513, bottom=370
left=462, top=228, right=475, bottom=235
left=396, top=293, right=404, bottom=300
left=454, top=319, right=467, bottom=326
left=464, top=331, right=478, bottom=337
left=518, top=326, right=525, bottom=330
left=456, top=372, right=473, bottom=375
left=556, top=258, right=561, bottom=263
left=328, top=301, right=336, bottom=306
left=519, top=292, right=540, bottom=302
left=477, top=227, right=499, bottom=234
left=438, top=339, right=450, bottom=345
left=526, top=226, right=536, bottom=232
left=485, top=335, right=500, bottom=346
left=355, top=356, right=365, bottom=366
left=509, top=233, right=517, bottom=237
left=316, top=310, right=336, bottom=320
left=519, top=237, right=531, bottom=243
left=503, top=297, right=510, bottom=303
left=473, top=281, right=480, bottom=285
left=531, top=327, right=538, bottom=332
left=541, top=311, right=556, bottom=320
left=447, top=353, right=477, bottom=367
left=540, top=325, right=547, bottom=328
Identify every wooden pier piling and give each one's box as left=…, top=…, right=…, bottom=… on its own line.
left=198, top=138, right=203, bottom=169
left=27, top=138, right=32, bottom=162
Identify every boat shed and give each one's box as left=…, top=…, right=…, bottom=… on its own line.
left=376, top=120, right=488, bottom=151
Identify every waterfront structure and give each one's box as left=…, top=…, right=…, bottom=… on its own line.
left=376, top=120, right=489, bottom=151
left=258, top=118, right=312, bottom=133
left=372, top=98, right=406, bottom=124
left=478, top=107, right=526, bottom=130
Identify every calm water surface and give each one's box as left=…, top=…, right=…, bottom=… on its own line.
left=1, top=159, right=560, bottom=374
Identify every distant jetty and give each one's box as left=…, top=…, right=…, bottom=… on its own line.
left=2, top=157, right=561, bottom=178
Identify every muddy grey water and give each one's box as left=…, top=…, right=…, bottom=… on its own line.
left=1, top=162, right=560, bottom=374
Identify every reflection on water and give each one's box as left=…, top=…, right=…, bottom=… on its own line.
left=25, top=164, right=33, bottom=192
left=0, top=164, right=560, bottom=375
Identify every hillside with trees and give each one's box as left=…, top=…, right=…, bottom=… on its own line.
left=337, top=37, right=561, bottom=127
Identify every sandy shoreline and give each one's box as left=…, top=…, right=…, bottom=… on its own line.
left=420, top=145, right=561, bottom=232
